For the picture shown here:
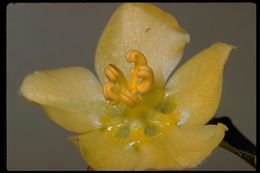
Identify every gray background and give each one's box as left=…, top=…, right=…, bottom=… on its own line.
left=7, top=3, right=256, bottom=171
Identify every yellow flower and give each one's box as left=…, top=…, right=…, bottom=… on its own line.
left=20, top=3, right=234, bottom=171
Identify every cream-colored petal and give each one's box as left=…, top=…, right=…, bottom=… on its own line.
left=165, top=42, right=234, bottom=127
left=134, top=140, right=178, bottom=170
left=20, top=67, right=106, bottom=133
left=95, top=3, right=190, bottom=86
left=135, top=123, right=227, bottom=170
left=167, top=123, right=228, bottom=169
left=70, top=130, right=139, bottom=171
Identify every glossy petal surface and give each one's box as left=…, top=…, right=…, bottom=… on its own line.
left=136, top=123, right=227, bottom=170
left=71, top=129, right=139, bottom=171
left=72, top=123, right=227, bottom=170
left=166, top=43, right=234, bottom=127
left=167, top=123, right=227, bottom=169
left=20, top=67, right=105, bottom=133
left=95, top=3, right=190, bottom=86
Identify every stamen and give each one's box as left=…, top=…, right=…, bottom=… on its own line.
left=104, top=64, right=128, bottom=87
left=126, top=50, right=147, bottom=67
left=136, top=65, right=154, bottom=93
left=126, top=50, right=154, bottom=94
left=103, top=50, right=154, bottom=107
left=120, top=90, right=142, bottom=107
left=103, top=82, right=119, bottom=105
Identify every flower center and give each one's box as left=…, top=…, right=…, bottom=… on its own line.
left=101, top=50, right=179, bottom=142
left=103, top=50, right=154, bottom=107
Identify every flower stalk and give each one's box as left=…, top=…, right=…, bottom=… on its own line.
left=208, top=117, right=256, bottom=169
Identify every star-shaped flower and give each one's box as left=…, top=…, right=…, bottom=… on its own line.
left=20, top=3, right=234, bottom=171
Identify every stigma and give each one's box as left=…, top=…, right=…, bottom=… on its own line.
left=103, top=50, right=154, bottom=107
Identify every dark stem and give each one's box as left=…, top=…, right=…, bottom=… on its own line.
left=86, top=165, right=95, bottom=171
left=208, top=117, right=256, bottom=169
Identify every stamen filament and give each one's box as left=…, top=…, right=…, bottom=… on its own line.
left=104, top=64, right=128, bottom=87
left=120, top=90, right=142, bottom=107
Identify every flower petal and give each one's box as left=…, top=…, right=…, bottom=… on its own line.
left=165, top=43, right=234, bottom=127
left=134, top=140, right=178, bottom=170
left=71, top=130, right=139, bottom=171
left=95, top=3, right=190, bottom=86
left=135, top=123, right=227, bottom=170
left=20, top=67, right=106, bottom=133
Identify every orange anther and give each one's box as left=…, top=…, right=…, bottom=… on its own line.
left=103, top=81, right=119, bottom=105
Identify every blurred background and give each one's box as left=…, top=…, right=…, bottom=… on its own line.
left=7, top=3, right=256, bottom=171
